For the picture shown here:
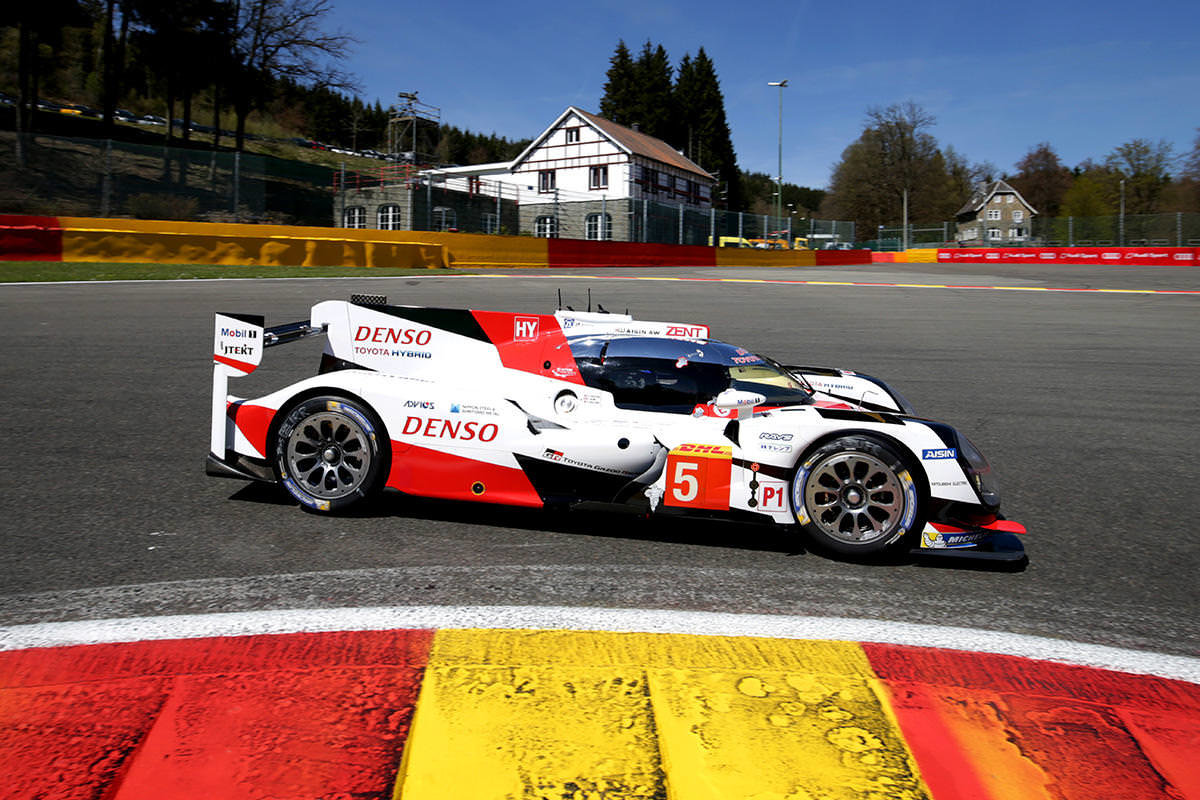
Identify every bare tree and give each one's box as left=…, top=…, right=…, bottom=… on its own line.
left=865, top=101, right=940, bottom=247
left=226, top=0, right=358, bottom=151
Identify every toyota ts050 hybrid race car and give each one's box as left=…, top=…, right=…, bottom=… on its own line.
left=208, top=295, right=1026, bottom=561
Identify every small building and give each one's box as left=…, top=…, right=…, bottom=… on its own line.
left=334, top=106, right=717, bottom=242
left=955, top=180, right=1037, bottom=246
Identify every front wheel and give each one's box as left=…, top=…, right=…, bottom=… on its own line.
left=275, top=395, right=388, bottom=512
left=791, top=436, right=922, bottom=557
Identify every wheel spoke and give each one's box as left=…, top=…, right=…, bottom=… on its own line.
left=803, top=449, right=910, bottom=546
left=284, top=409, right=374, bottom=501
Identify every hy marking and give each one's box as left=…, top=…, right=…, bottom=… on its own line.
left=0, top=606, right=1196, bottom=684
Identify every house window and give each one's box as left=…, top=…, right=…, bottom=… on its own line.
left=535, top=215, right=558, bottom=238
left=432, top=206, right=456, bottom=231
left=378, top=204, right=402, bottom=230
left=538, top=170, right=556, bottom=193
left=586, top=213, right=612, bottom=241
left=643, top=168, right=658, bottom=194
left=482, top=212, right=499, bottom=235
left=468, top=176, right=482, bottom=195
left=1010, top=227, right=1026, bottom=239
left=994, top=195, right=1004, bottom=204
left=1006, top=195, right=1014, bottom=204
left=986, top=209, right=1002, bottom=221
left=565, top=127, right=581, bottom=144
left=589, top=165, right=608, bottom=189
left=343, top=206, right=366, bottom=229
left=961, top=228, right=978, bottom=240
left=1012, top=210, right=1024, bottom=223
left=987, top=228, right=1002, bottom=241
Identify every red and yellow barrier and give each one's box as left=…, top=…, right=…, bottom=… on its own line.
left=0, top=215, right=876, bottom=270
left=1, top=627, right=1196, bottom=799
left=937, top=246, right=1198, bottom=264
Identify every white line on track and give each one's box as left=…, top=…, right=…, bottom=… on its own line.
left=4, top=272, right=1198, bottom=294
left=1, top=606, right=1196, bottom=684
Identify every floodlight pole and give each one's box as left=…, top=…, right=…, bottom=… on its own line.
left=768, top=80, right=788, bottom=232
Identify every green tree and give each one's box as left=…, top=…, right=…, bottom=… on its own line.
left=1061, top=161, right=1116, bottom=217
left=1009, top=142, right=1072, bottom=217
left=824, top=102, right=955, bottom=234
left=599, top=40, right=636, bottom=127
left=675, top=48, right=741, bottom=209
left=631, top=41, right=675, bottom=143
left=1104, top=138, right=1175, bottom=214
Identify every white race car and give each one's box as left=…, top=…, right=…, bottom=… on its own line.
left=208, top=295, right=1025, bottom=561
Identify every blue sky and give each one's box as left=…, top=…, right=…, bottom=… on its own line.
left=330, top=0, right=1199, bottom=189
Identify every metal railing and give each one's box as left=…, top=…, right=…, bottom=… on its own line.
left=877, top=213, right=1200, bottom=249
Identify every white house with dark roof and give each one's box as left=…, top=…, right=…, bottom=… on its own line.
left=335, top=106, right=717, bottom=241
left=955, top=179, right=1037, bottom=246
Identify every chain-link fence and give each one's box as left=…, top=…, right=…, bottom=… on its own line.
left=1, top=131, right=334, bottom=225
left=1031, top=213, right=1200, bottom=247
left=2, top=130, right=860, bottom=247
left=335, top=168, right=856, bottom=247
left=874, top=213, right=1200, bottom=250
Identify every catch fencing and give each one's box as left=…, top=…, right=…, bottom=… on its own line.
left=1, top=132, right=334, bottom=225
left=875, top=213, right=1200, bottom=250
left=1, top=130, right=856, bottom=247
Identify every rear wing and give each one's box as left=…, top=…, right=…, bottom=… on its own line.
left=209, top=312, right=326, bottom=460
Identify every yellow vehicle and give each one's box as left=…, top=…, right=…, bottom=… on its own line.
left=707, top=236, right=753, bottom=248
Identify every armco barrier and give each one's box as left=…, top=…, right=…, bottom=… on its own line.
left=0, top=215, right=63, bottom=261
left=1, top=215, right=876, bottom=270
left=936, top=247, right=1199, bottom=265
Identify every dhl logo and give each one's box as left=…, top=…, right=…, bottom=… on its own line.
left=673, top=443, right=732, bottom=458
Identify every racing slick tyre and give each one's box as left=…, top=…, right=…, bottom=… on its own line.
left=274, top=395, right=388, bottom=513
left=791, top=435, right=922, bottom=558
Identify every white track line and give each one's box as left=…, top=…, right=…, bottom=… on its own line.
left=1, top=606, right=1196, bottom=684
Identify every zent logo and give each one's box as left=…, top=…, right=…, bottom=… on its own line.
left=922, top=448, right=957, bottom=460
left=665, top=325, right=707, bottom=338
left=514, top=317, right=540, bottom=341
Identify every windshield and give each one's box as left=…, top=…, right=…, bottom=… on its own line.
left=569, top=336, right=813, bottom=413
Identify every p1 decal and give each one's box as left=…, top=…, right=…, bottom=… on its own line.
left=214, top=313, right=264, bottom=376
left=757, top=481, right=789, bottom=510
left=664, top=444, right=732, bottom=511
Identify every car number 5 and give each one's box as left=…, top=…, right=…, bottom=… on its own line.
left=671, top=461, right=699, bottom=503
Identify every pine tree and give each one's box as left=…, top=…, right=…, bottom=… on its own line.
left=679, top=48, right=741, bottom=209
left=599, top=40, right=637, bottom=126
left=632, top=41, right=676, bottom=143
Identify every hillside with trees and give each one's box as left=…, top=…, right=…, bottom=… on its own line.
left=822, top=101, right=1200, bottom=235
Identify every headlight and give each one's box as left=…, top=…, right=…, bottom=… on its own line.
left=956, top=432, right=1001, bottom=507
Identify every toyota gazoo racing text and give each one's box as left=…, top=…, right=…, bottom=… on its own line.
left=208, top=295, right=1025, bottom=561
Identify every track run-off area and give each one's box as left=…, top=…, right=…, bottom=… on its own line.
left=1, top=261, right=1198, bottom=798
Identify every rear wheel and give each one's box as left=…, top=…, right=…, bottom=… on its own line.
left=792, top=436, right=921, bottom=557
left=275, top=395, right=387, bottom=512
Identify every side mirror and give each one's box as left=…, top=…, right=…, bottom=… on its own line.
left=713, top=388, right=766, bottom=419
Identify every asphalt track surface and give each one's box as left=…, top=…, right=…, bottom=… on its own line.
left=1, top=262, right=1197, bottom=658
